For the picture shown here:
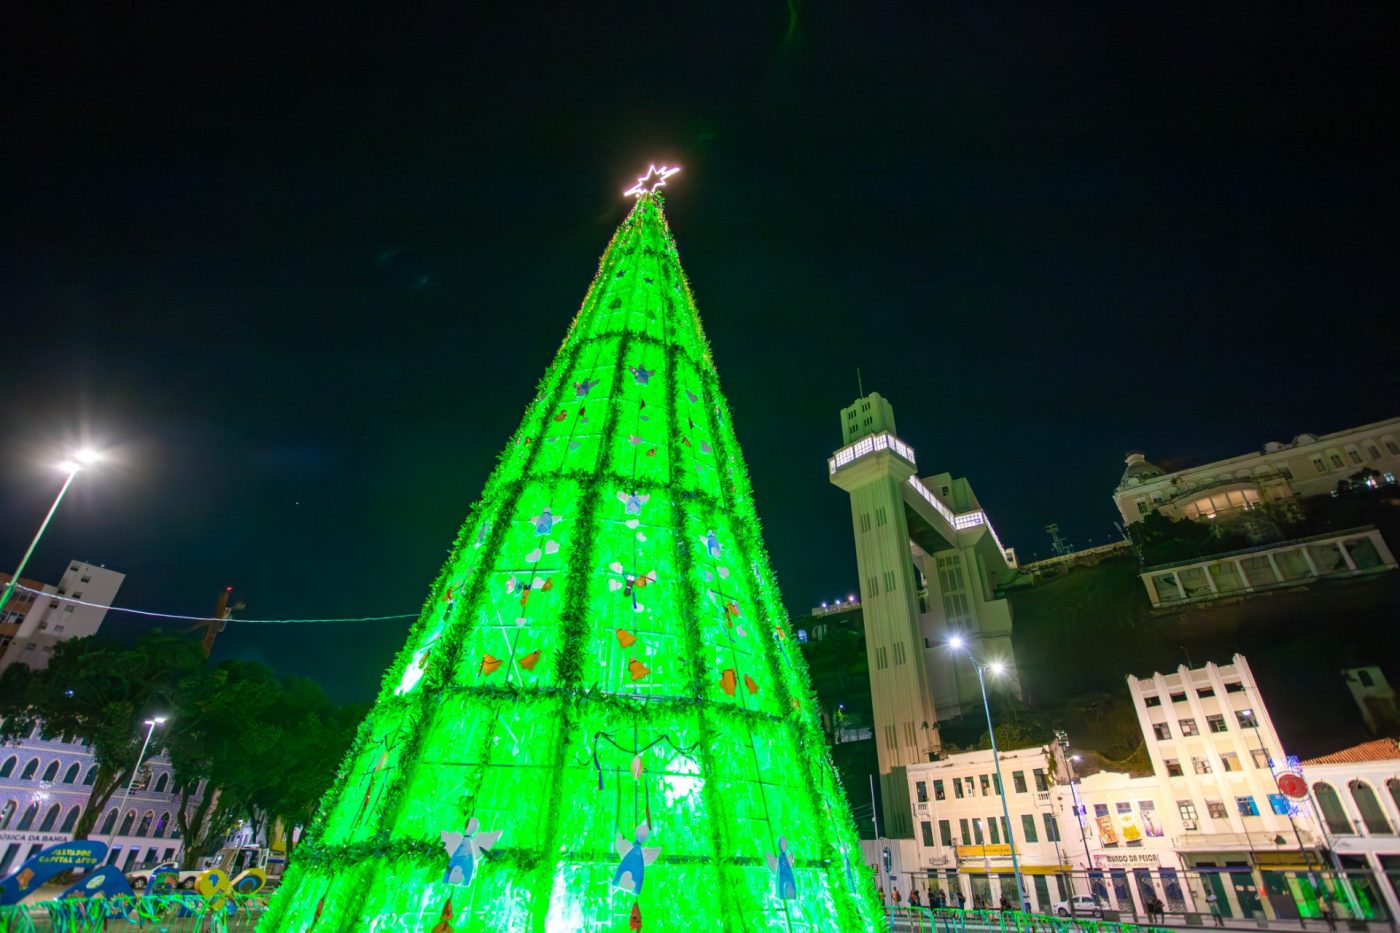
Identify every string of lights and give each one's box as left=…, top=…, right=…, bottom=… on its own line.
left=8, top=582, right=418, bottom=625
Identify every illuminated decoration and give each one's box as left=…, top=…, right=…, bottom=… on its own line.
left=257, top=181, right=881, bottom=931
left=623, top=163, right=680, bottom=198
left=1272, top=755, right=1312, bottom=816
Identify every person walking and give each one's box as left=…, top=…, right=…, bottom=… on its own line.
left=1206, top=891, right=1224, bottom=927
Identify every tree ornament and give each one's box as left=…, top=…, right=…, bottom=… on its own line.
left=720, top=669, right=737, bottom=697
left=431, top=897, right=454, bottom=933
left=628, top=659, right=651, bottom=681
left=518, top=650, right=541, bottom=671
left=629, top=365, right=653, bottom=385
left=441, top=817, right=502, bottom=886
left=743, top=674, right=759, bottom=695
left=612, top=823, right=660, bottom=893
left=480, top=654, right=503, bottom=676
left=767, top=837, right=797, bottom=900
left=630, top=902, right=643, bottom=931
left=631, top=755, right=644, bottom=780
left=573, top=378, right=598, bottom=397
left=615, top=628, right=637, bottom=648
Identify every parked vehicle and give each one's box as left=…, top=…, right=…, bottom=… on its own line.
left=1054, top=894, right=1103, bottom=917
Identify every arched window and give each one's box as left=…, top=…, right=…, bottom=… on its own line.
left=137, top=811, right=154, bottom=836
left=153, top=812, right=170, bottom=838
left=118, top=809, right=137, bottom=836
left=83, top=767, right=97, bottom=786
left=0, top=757, right=16, bottom=778
left=16, top=803, right=39, bottom=831
left=153, top=773, right=169, bottom=794
left=99, top=809, right=118, bottom=835
left=1350, top=780, right=1393, bottom=834
left=61, top=763, right=80, bottom=784
left=40, top=761, right=59, bottom=782
left=19, top=759, right=38, bottom=780
left=1314, top=782, right=1354, bottom=835
left=0, top=801, right=15, bottom=830
left=38, top=804, right=61, bottom=832
left=1388, top=779, right=1400, bottom=815
left=61, top=806, right=81, bottom=833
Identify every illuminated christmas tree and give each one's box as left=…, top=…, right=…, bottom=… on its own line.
left=258, top=167, right=883, bottom=932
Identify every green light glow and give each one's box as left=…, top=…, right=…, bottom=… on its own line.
left=258, top=193, right=883, bottom=931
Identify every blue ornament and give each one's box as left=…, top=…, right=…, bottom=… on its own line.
left=629, top=365, right=653, bottom=385
left=532, top=509, right=557, bottom=535
left=767, top=837, right=797, bottom=900
left=702, top=530, right=723, bottom=559
left=612, top=823, right=661, bottom=894
left=441, top=817, right=502, bottom=887
left=574, top=378, right=599, bottom=397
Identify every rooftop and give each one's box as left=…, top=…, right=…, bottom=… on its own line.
left=1302, top=737, right=1400, bottom=766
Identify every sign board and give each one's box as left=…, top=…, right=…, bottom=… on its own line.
left=0, top=840, right=107, bottom=905
left=956, top=845, right=1012, bottom=859
left=1277, top=772, right=1308, bottom=800
left=1094, top=852, right=1160, bottom=868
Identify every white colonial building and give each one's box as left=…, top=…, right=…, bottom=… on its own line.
left=1114, top=417, right=1400, bottom=528
left=0, top=560, right=124, bottom=673
left=1301, top=738, right=1400, bottom=919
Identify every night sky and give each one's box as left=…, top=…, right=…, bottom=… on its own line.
left=2, top=4, right=1396, bottom=703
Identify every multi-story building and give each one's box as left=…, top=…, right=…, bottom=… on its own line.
left=1127, top=655, right=1328, bottom=917
left=0, top=560, right=124, bottom=672
left=829, top=391, right=1019, bottom=837
left=1113, top=417, right=1400, bottom=528
left=1301, top=738, right=1400, bottom=919
left=0, top=726, right=206, bottom=875
left=904, top=746, right=1071, bottom=911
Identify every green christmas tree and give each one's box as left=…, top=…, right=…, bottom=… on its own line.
left=258, top=169, right=883, bottom=932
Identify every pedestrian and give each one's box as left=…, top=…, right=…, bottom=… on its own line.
left=911, top=889, right=922, bottom=910
left=1320, top=900, right=1336, bottom=931
left=956, top=890, right=966, bottom=910
left=893, top=887, right=903, bottom=914
left=1206, top=891, right=1223, bottom=927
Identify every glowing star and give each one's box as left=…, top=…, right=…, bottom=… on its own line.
left=623, top=164, right=681, bottom=198
left=441, top=817, right=502, bottom=886
left=767, top=837, right=797, bottom=900
left=574, top=378, right=598, bottom=397
left=629, top=365, right=653, bottom=385
left=612, top=823, right=661, bottom=891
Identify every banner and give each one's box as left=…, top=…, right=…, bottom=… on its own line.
left=0, top=840, right=107, bottom=905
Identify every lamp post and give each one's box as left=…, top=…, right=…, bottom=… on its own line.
left=1057, top=731, right=1097, bottom=892
left=0, top=449, right=103, bottom=619
left=105, top=717, right=167, bottom=854
left=1240, top=711, right=1326, bottom=913
left=948, top=635, right=1027, bottom=913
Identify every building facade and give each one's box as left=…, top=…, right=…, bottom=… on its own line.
left=1302, top=738, right=1400, bottom=919
left=0, top=560, right=124, bottom=672
left=829, top=392, right=1019, bottom=837
left=0, top=727, right=205, bottom=876
left=1114, top=417, right=1400, bottom=528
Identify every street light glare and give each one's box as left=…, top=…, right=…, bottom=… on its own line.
left=75, top=448, right=103, bottom=464
left=988, top=661, right=1007, bottom=676
left=947, top=634, right=965, bottom=651
left=56, top=459, right=80, bottom=474
left=148, top=716, right=169, bottom=725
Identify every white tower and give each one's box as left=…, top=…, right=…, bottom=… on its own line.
left=829, top=392, right=1019, bottom=837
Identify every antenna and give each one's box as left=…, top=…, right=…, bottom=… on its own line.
left=1045, top=523, right=1071, bottom=557
left=856, top=367, right=865, bottom=399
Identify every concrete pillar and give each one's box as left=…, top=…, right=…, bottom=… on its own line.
left=1234, top=560, right=1251, bottom=589
left=1299, top=546, right=1320, bottom=577
left=1265, top=552, right=1283, bottom=584
left=1337, top=541, right=1357, bottom=571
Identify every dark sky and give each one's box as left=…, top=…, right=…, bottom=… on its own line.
left=2, top=4, right=1395, bottom=703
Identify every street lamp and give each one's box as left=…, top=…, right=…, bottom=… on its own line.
left=947, top=636, right=1027, bottom=913
left=1056, top=732, right=1098, bottom=896
left=0, top=448, right=104, bottom=619
left=105, top=717, right=168, bottom=852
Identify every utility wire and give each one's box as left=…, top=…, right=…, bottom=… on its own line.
left=9, top=583, right=418, bottom=625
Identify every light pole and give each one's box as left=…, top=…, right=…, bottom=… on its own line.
left=0, top=449, right=103, bottom=619
left=105, top=717, right=167, bottom=856
left=1240, top=711, right=1328, bottom=914
left=1056, top=732, right=1097, bottom=892
left=949, top=635, right=1027, bottom=913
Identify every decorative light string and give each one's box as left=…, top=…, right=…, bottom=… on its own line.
left=7, top=582, right=417, bottom=625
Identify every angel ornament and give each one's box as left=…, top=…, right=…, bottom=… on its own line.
left=441, top=817, right=501, bottom=886
left=612, top=822, right=660, bottom=893
left=768, top=837, right=797, bottom=900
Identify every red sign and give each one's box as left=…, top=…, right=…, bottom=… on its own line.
left=1277, top=772, right=1308, bottom=799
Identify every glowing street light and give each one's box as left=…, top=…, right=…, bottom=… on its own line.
left=0, top=448, right=106, bottom=619
left=947, top=635, right=1026, bottom=913
left=106, top=716, right=169, bottom=848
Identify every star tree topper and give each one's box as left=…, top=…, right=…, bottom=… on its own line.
left=624, top=164, right=681, bottom=198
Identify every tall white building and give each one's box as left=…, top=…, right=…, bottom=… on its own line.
left=1114, top=417, right=1400, bottom=528
left=829, top=392, right=1018, bottom=837
left=0, top=561, right=124, bottom=672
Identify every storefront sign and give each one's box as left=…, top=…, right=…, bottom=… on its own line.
left=1093, top=852, right=1160, bottom=868
left=956, top=845, right=1012, bottom=859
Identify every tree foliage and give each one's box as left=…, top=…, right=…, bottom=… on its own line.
left=0, top=631, right=358, bottom=860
